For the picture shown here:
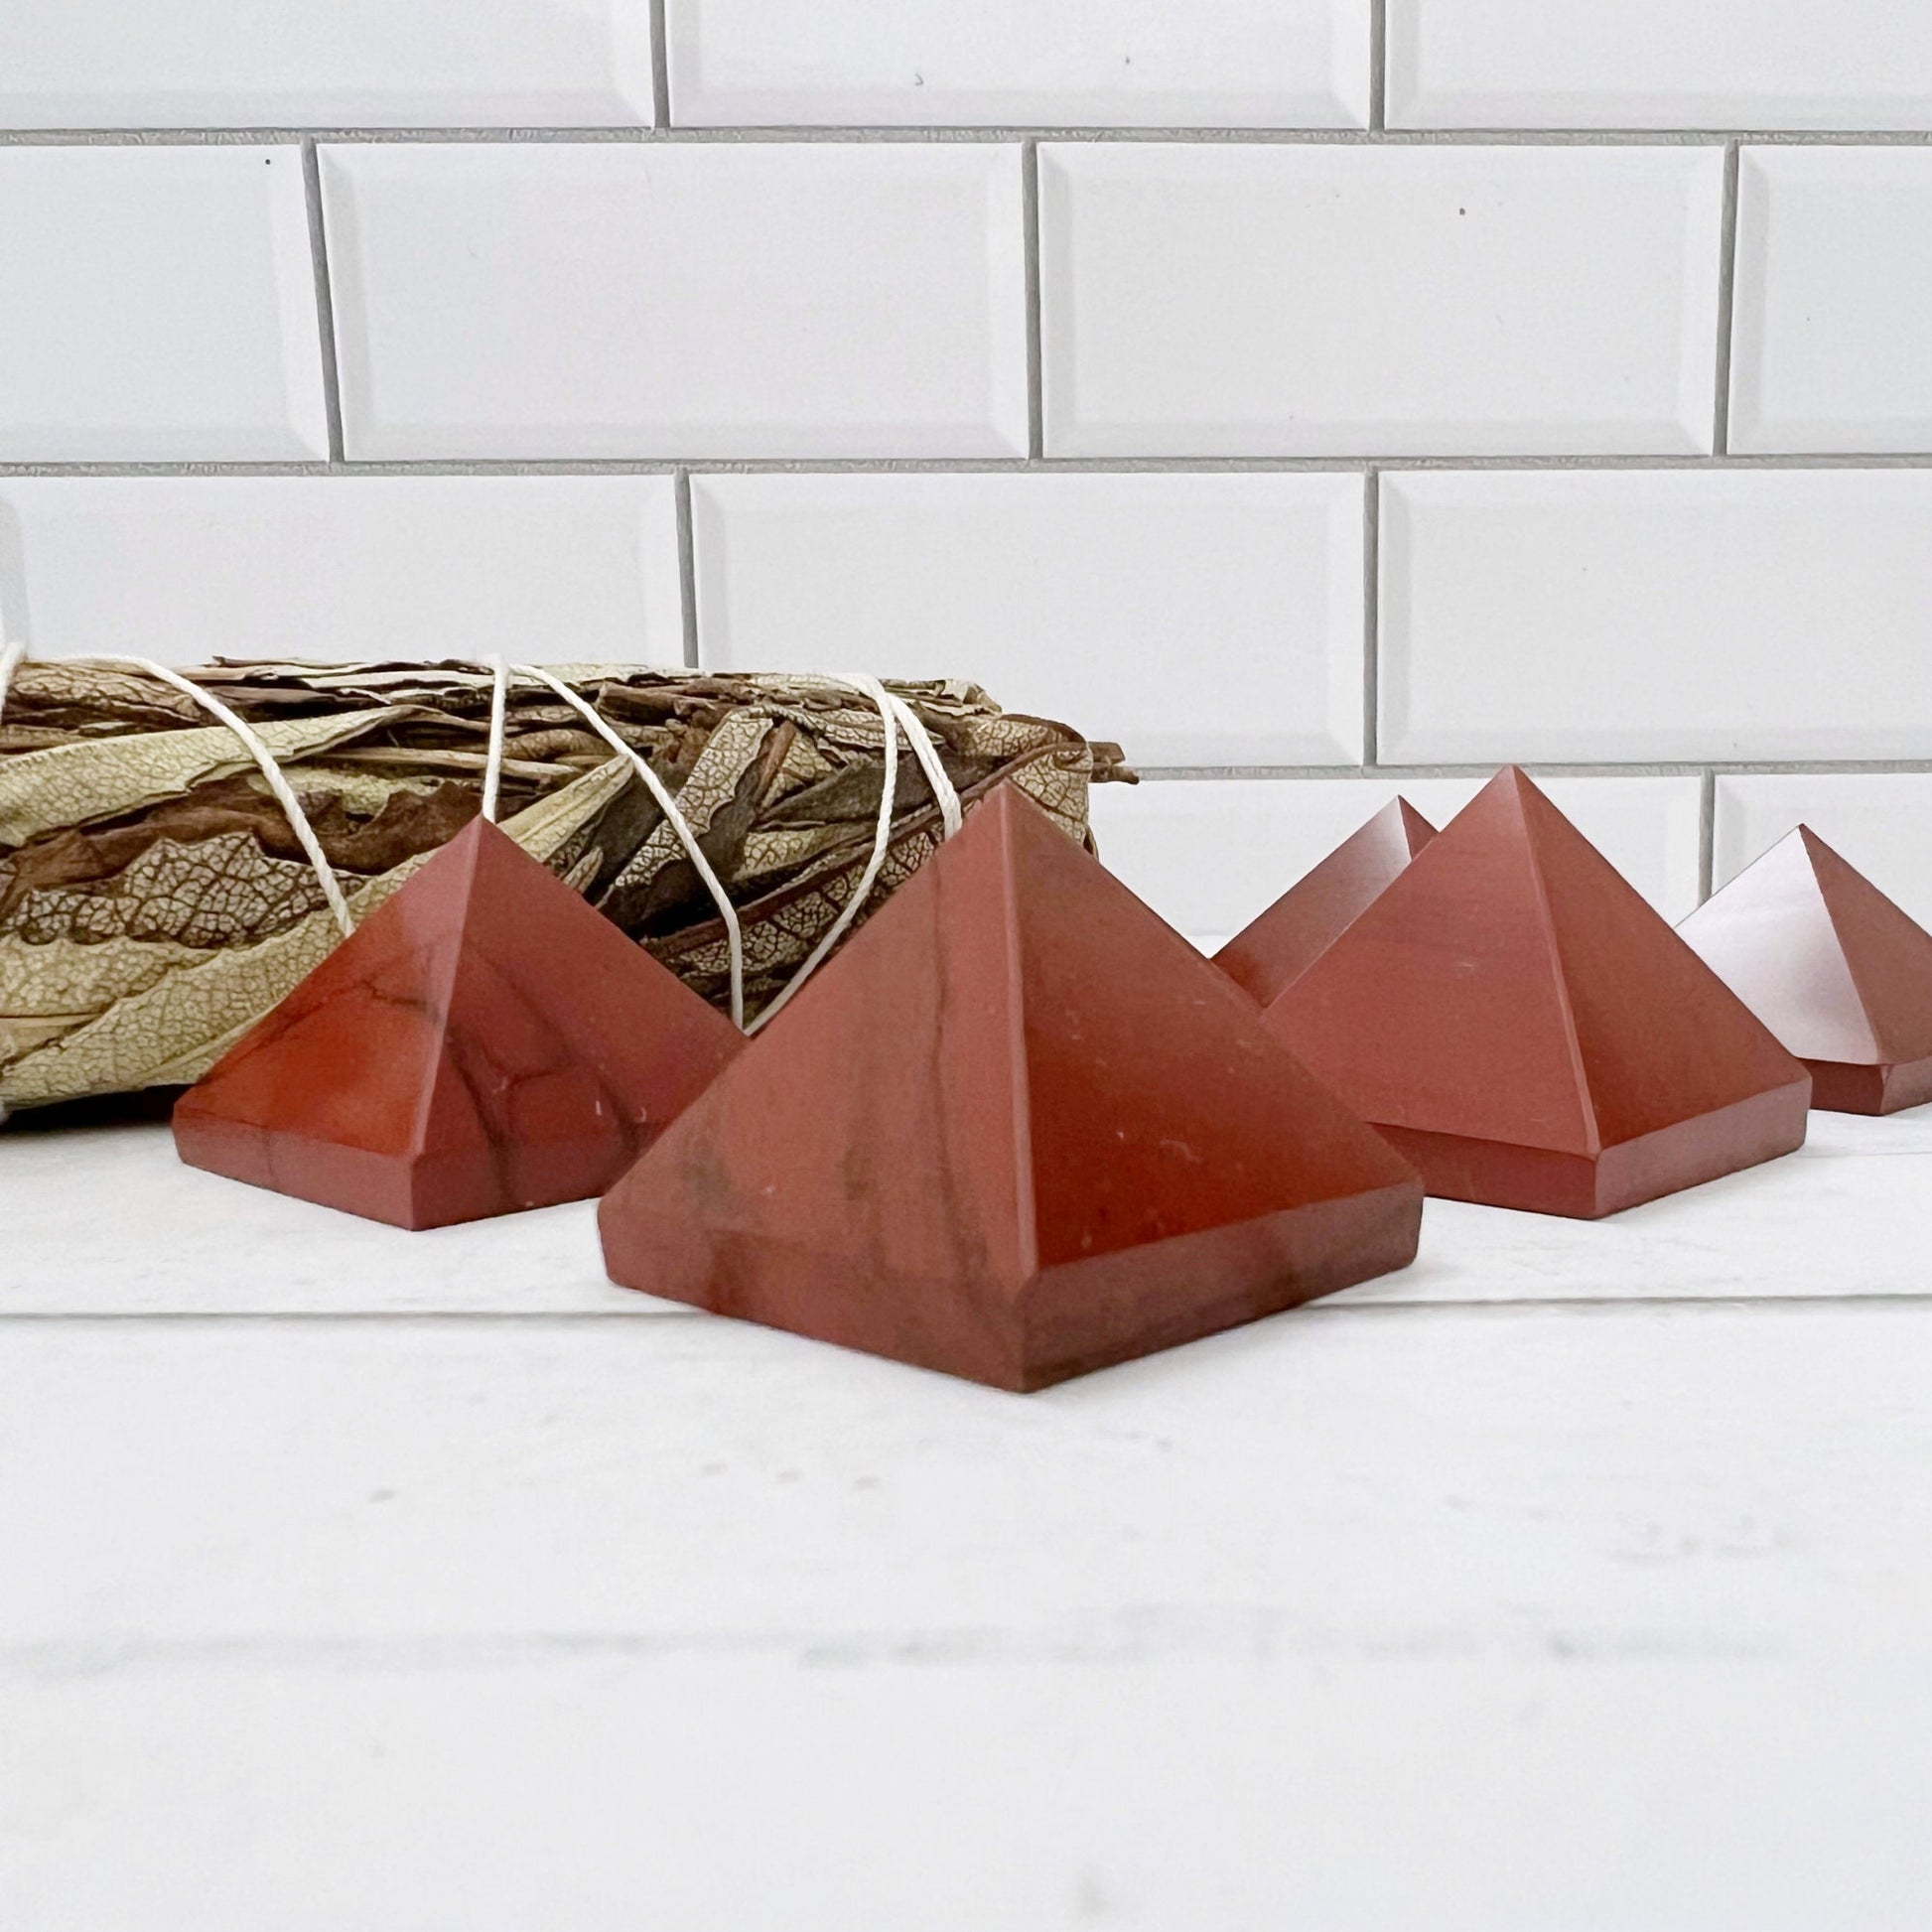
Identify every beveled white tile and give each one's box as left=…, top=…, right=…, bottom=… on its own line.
left=0, top=0, right=654, bottom=129
left=1731, top=148, right=1932, bottom=455
left=0, top=146, right=326, bottom=462
left=323, top=143, right=1028, bottom=461
left=1039, top=144, right=1722, bottom=458
left=1386, top=0, right=1932, bottom=130
left=0, top=477, right=682, bottom=665
left=1380, top=471, right=1932, bottom=763
left=1092, top=774, right=1703, bottom=947
left=666, top=0, right=1368, bottom=129
left=1715, top=774, right=1932, bottom=930
left=690, top=472, right=1365, bottom=767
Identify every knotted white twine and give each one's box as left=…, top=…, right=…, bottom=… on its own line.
left=495, top=665, right=960, bottom=1034
left=744, top=671, right=961, bottom=1035
left=480, top=652, right=510, bottom=826
left=512, top=661, right=751, bottom=1030
left=0, top=639, right=24, bottom=722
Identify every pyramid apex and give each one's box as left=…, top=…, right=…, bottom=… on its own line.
left=1215, top=795, right=1437, bottom=1007
left=970, top=776, right=1055, bottom=837
left=1794, top=823, right=1840, bottom=867
left=421, top=806, right=494, bottom=865
left=1394, top=796, right=1437, bottom=853
left=1455, top=764, right=1550, bottom=823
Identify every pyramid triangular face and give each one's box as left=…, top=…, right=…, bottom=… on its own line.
left=1676, top=830, right=1880, bottom=1064
left=1515, top=778, right=1807, bottom=1149
left=1266, top=773, right=1601, bottom=1161
left=174, top=818, right=743, bottom=1227
left=600, top=784, right=1422, bottom=1390
left=1679, top=826, right=1932, bottom=1115
left=1804, top=830, right=1932, bottom=1075
left=1266, top=769, right=1809, bottom=1217
left=1215, top=798, right=1436, bottom=1006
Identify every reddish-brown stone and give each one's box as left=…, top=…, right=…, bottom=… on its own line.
left=1215, top=797, right=1437, bottom=1005
left=599, top=783, right=1423, bottom=1391
left=173, top=817, right=743, bottom=1228
left=1264, top=767, right=1811, bottom=1218
left=1678, top=825, right=1932, bottom=1117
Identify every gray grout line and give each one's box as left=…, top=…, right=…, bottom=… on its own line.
left=673, top=468, right=700, bottom=669
left=647, top=0, right=671, bottom=130
left=1022, top=140, right=1043, bottom=461
left=1361, top=469, right=1380, bottom=765
left=1699, top=768, right=1719, bottom=899
left=6, top=124, right=1932, bottom=146
left=1369, top=0, right=1389, bottom=133
left=298, top=140, right=345, bottom=465
left=1713, top=142, right=1741, bottom=455
left=8, top=454, right=1932, bottom=479
left=1133, top=759, right=1932, bottom=780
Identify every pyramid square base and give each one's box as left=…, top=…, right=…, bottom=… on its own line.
left=1015, top=1179, right=1423, bottom=1390
left=601, top=1178, right=1424, bottom=1392
left=1806, top=1055, right=1932, bottom=1117
left=1373, top=1078, right=1811, bottom=1219
left=175, top=1108, right=640, bottom=1231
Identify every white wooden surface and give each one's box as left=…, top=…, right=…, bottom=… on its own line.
left=3, top=1106, right=1930, bottom=1929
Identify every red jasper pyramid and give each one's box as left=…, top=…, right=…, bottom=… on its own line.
left=599, top=784, right=1423, bottom=1391
left=174, top=816, right=743, bottom=1229
left=1216, top=797, right=1436, bottom=1006
left=1264, top=768, right=1811, bottom=1218
left=1678, top=826, right=1932, bottom=1116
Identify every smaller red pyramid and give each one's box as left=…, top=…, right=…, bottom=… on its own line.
left=174, top=817, right=744, bottom=1228
left=1265, top=768, right=1810, bottom=1218
left=1678, top=826, right=1932, bottom=1116
left=599, top=784, right=1423, bottom=1391
left=1216, top=798, right=1437, bottom=1005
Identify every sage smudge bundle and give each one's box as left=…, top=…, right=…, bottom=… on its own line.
left=0, top=659, right=1132, bottom=1110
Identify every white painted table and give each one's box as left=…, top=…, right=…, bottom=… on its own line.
left=4, top=1107, right=1929, bottom=1930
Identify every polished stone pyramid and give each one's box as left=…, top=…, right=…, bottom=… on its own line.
left=1678, top=826, right=1932, bottom=1116
left=1215, top=797, right=1436, bottom=1007
left=599, top=783, right=1423, bottom=1390
left=174, top=817, right=743, bottom=1228
left=1265, top=767, right=1811, bottom=1218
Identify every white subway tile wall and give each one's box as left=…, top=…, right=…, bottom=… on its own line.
left=321, top=142, right=1029, bottom=460
left=1729, top=147, right=1932, bottom=454
left=1385, top=0, right=1932, bottom=130
left=0, top=478, right=683, bottom=665
left=691, top=473, right=1365, bottom=766
left=1380, top=471, right=1932, bottom=763
left=665, top=0, right=1370, bottom=129
left=0, top=146, right=328, bottom=463
left=1039, top=144, right=1724, bottom=457
left=1, top=8, right=1929, bottom=942
left=0, top=1, right=656, bottom=129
